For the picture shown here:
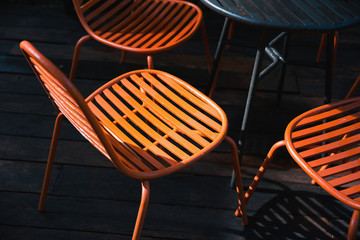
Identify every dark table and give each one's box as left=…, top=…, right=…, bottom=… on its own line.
left=200, top=0, right=360, bottom=186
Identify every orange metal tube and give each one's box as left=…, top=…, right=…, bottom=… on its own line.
left=147, top=55, right=154, bottom=69
left=120, top=51, right=127, bottom=64
left=38, top=113, right=64, bottom=212
left=224, top=136, right=248, bottom=225
left=316, top=31, right=338, bottom=70
left=226, top=20, right=234, bottom=50
left=132, top=180, right=150, bottom=240
left=69, top=35, right=92, bottom=83
left=200, top=19, right=212, bottom=74
left=348, top=210, right=360, bottom=240
left=346, top=74, right=360, bottom=99
left=244, top=140, right=286, bottom=205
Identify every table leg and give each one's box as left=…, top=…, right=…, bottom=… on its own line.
left=276, top=33, right=291, bottom=104
left=206, top=17, right=231, bottom=97
left=325, top=31, right=334, bottom=104
left=230, top=30, right=269, bottom=188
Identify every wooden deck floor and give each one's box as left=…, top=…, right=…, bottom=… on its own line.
left=0, top=1, right=360, bottom=239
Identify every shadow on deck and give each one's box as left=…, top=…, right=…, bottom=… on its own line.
left=0, top=1, right=359, bottom=239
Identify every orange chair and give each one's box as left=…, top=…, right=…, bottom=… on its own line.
left=69, top=0, right=212, bottom=82
left=20, top=40, right=246, bottom=239
left=245, top=74, right=360, bottom=239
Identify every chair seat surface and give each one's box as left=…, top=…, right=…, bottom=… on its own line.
left=285, top=97, right=360, bottom=209
left=201, top=0, right=360, bottom=31
left=78, top=0, right=203, bottom=53
left=86, top=70, right=227, bottom=174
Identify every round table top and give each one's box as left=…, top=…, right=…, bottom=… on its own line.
left=200, top=0, right=360, bottom=32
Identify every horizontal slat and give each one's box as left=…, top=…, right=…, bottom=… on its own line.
left=102, top=89, right=190, bottom=161
left=94, top=95, right=179, bottom=166
left=106, top=1, right=153, bottom=42
left=130, top=3, right=183, bottom=48
left=84, top=0, right=117, bottom=22
left=122, top=78, right=211, bottom=147
left=130, top=75, right=217, bottom=140
left=88, top=101, right=164, bottom=171
left=112, top=2, right=161, bottom=43
left=114, top=2, right=168, bottom=45
left=299, top=134, right=360, bottom=159
left=292, top=112, right=360, bottom=140
left=318, top=159, right=360, bottom=178
left=328, top=171, right=360, bottom=187
left=293, top=121, right=360, bottom=149
left=112, top=84, right=201, bottom=154
left=308, top=146, right=360, bottom=168
left=124, top=76, right=214, bottom=142
left=152, top=7, right=197, bottom=48
left=80, top=0, right=102, bottom=13
left=141, top=6, right=195, bottom=48
left=99, top=2, right=150, bottom=39
left=90, top=0, right=133, bottom=29
left=122, top=2, right=175, bottom=46
left=141, top=72, right=221, bottom=132
left=157, top=73, right=222, bottom=120
left=340, top=185, right=360, bottom=197
left=297, top=100, right=360, bottom=127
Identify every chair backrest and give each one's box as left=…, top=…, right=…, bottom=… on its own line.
left=19, top=41, right=125, bottom=172
left=72, top=0, right=203, bottom=52
left=285, top=96, right=360, bottom=210
left=72, top=0, right=134, bottom=37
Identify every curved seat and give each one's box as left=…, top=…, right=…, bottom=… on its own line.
left=245, top=77, right=360, bottom=239
left=70, top=0, right=211, bottom=75
left=20, top=40, right=247, bottom=240
left=86, top=69, right=229, bottom=178
left=285, top=97, right=360, bottom=208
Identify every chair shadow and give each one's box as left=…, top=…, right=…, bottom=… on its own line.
left=242, top=180, right=355, bottom=240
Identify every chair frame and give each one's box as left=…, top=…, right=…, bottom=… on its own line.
left=244, top=75, right=360, bottom=239
left=20, top=40, right=247, bottom=240
left=69, top=0, right=212, bottom=81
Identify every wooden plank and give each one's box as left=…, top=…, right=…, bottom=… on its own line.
left=0, top=26, right=84, bottom=44
left=0, top=191, right=245, bottom=240
left=0, top=181, right=352, bottom=239
left=51, top=164, right=334, bottom=207
left=0, top=135, right=112, bottom=167
left=0, top=92, right=56, bottom=115
left=0, top=225, right=149, bottom=240
left=0, top=160, right=59, bottom=193
left=0, top=73, right=106, bottom=96
left=0, top=5, right=82, bottom=31
left=246, top=191, right=353, bottom=239
left=0, top=40, right=18, bottom=55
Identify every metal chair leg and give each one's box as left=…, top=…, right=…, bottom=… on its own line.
left=348, top=210, right=360, bottom=240
left=226, top=20, right=235, bottom=50
left=230, top=30, right=269, bottom=188
left=69, top=35, right=92, bottom=83
left=346, top=74, right=360, bottom=99
left=224, top=136, right=248, bottom=225
left=316, top=33, right=327, bottom=63
left=244, top=140, right=285, bottom=205
left=38, top=113, right=64, bottom=212
left=147, top=55, right=154, bottom=69
left=207, top=17, right=231, bottom=98
left=132, top=180, right=150, bottom=240
left=121, top=51, right=127, bottom=64
left=200, top=19, right=212, bottom=74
